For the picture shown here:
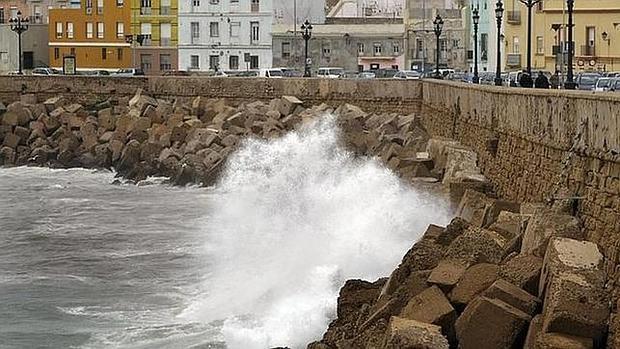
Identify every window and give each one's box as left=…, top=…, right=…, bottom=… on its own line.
left=373, top=43, right=382, bottom=55
left=66, top=22, right=74, bottom=38
left=33, top=5, right=41, bottom=22
left=230, top=21, right=240, bottom=37
left=452, top=39, right=459, bottom=48
left=250, top=21, right=259, bottom=43
left=0, top=52, right=8, bottom=63
left=97, top=22, right=104, bottom=39
left=322, top=44, right=331, bottom=57
left=210, top=22, right=219, bottom=37
left=481, top=33, right=488, bottom=61
left=416, top=38, right=423, bottom=58
left=10, top=7, right=17, bottom=18
left=85, top=0, right=92, bottom=12
left=393, top=42, right=400, bottom=54
left=54, top=48, right=60, bottom=59
left=0, top=9, right=4, bottom=24
left=251, top=0, right=259, bottom=12
left=86, top=22, right=94, bottom=38
left=140, top=0, right=151, bottom=14
left=281, top=42, right=291, bottom=58
left=117, top=0, right=124, bottom=7
left=191, top=22, right=199, bottom=43
left=536, top=0, right=543, bottom=11
left=97, top=0, right=103, bottom=14
left=209, top=55, right=219, bottom=70
left=140, top=54, right=152, bottom=71
left=190, top=55, right=199, bottom=69
left=512, top=36, right=520, bottom=53
left=229, top=55, right=239, bottom=70
left=70, top=48, right=75, bottom=56
left=116, top=22, right=124, bottom=38
left=192, top=0, right=200, bottom=7
left=140, top=23, right=152, bottom=45
left=118, top=48, right=123, bottom=60
left=250, top=55, right=258, bottom=69
left=160, top=0, right=170, bottom=15
left=160, top=23, right=171, bottom=46
left=160, top=54, right=172, bottom=70
left=358, top=42, right=364, bottom=54
left=209, top=0, right=219, bottom=3
left=536, top=36, right=544, bottom=54
left=101, top=47, right=107, bottom=60
left=56, top=22, right=63, bottom=39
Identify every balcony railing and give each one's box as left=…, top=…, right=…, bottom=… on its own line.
left=507, top=53, right=521, bottom=67
left=581, top=45, right=595, bottom=56
left=507, top=11, right=521, bottom=24
left=160, top=63, right=172, bottom=71
left=160, top=38, right=170, bottom=47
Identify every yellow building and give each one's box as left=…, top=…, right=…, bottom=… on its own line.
left=130, top=0, right=178, bottom=74
left=49, top=0, right=132, bottom=70
left=503, top=0, right=620, bottom=73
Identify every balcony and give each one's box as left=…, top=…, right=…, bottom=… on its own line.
left=507, top=11, right=521, bottom=24
left=580, top=45, right=595, bottom=57
left=507, top=53, right=521, bottom=67
left=160, top=38, right=171, bottom=47
left=140, top=6, right=151, bottom=15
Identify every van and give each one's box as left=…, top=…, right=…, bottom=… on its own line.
left=317, top=67, right=344, bottom=79
left=258, top=68, right=284, bottom=78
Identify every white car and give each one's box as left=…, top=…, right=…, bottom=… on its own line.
left=317, top=67, right=344, bottom=79
left=32, top=67, right=61, bottom=76
left=594, top=77, right=611, bottom=92
left=113, top=68, right=145, bottom=77
left=394, top=70, right=422, bottom=80
left=258, top=68, right=284, bottom=78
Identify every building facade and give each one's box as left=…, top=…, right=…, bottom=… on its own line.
left=328, top=0, right=404, bottom=18
left=503, top=0, right=620, bottom=74
left=404, top=0, right=467, bottom=72
left=178, top=0, right=273, bottom=72
left=465, top=0, right=501, bottom=75
left=272, top=0, right=325, bottom=25
left=48, top=0, right=132, bottom=70
left=131, top=0, right=178, bottom=74
left=272, top=22, right=405, bottom=73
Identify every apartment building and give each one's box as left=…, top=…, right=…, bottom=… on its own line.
left=48, top=0, right=132, bottom=70
left=131, top=0, right=178, bottom=74
left=504, top=0, right=620, bottom=73
left=178, top=0, right=273, bottom=71
left=465, top=0, right=501, bottom=74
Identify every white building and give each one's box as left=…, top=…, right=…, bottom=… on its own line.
left=178, top=0, right=274, bottom=71
left=329, top=0, right=403, bottom=18
left=273, top=0, right=325, bottom=25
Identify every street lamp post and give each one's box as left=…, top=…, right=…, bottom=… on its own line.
left=519, top=0, right=542, bottom=80
left=301, top=20, right=313, bottom=77
left=472, top=6, right=480, bottom=84
left=9, top=11, right=30, bottom=75
left=564, top=0, right=576, bottom=89
left=602, top=31, right=612, bottom=71
left=495, top=0, right=504, bottom=86
left=433, top=14, right=444, bottom=79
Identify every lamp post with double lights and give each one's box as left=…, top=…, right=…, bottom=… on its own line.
left=564, top=0, right=576, bottom=90
left=494, top=0, right=504, bottom=86
left=519, top=0, right=542, bottom=79
left=433, top=14, right=444, bottom=79
left=472, top=6, right=480, bottom=84
left=9, top=11, right=30, bottom=75
left=301, top=20, right=313, bottom=77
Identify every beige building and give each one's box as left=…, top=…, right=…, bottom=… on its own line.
left=504, top=0, right=620, bottom=73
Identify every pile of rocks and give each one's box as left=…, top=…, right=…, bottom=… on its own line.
left=309, top=145, right=611, bottom=348
left=0, top=90, right=431, bottom=187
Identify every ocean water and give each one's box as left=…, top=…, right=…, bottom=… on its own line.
left=0, top=116, right=449, bottom=349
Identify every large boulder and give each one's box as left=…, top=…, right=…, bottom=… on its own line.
left=399, top=286, right=457, bottom=341
left=384, top=317, right=449, bottom=349
left=449, top=263, right=499, bottom=309
left=444, top=227, right=507, bottom=265
left=521, top=213, right=582, bottom=257
left=499, top=254, right=543, bottom=296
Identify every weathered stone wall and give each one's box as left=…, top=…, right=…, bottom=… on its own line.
left=0, top=76, right=423, bottom=114
left=420, top=80, right=620, bottom=272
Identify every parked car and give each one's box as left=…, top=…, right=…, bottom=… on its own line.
left=258, top=68, right=284, bottom=78
left=507, top=71, right=524, bottom=87
left=162, top=70, right=191, bottom=76
left=317, top=67, right=344, bottom=79
left=576, top=73, right=601, bottom=91
left=394, top=70, right=422, bottom=80
left=113, top=68, right=145, bottom=77
left=357, top=71, right=376, bottom=79
left=609, top=78, right=620, bottom=92
left=275, top=68, right=303, bottom=77
left=32, top=67, right=61, bottom=76
left=594, top=77, right=612, bottom=92
left=373, top=68, right=399, bottom=79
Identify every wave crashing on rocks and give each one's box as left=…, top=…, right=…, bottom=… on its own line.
left=181, top=115, right=449, bottom=348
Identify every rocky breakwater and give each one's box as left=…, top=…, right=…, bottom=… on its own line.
left=0, top=90, right=433, bottom=187
left=310, top=139, right=612, bottom=349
